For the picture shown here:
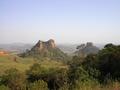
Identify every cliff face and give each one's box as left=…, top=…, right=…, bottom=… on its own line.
left=31, top=39, right=56, bottom=52
left=20, top=39, right=67, bottom=60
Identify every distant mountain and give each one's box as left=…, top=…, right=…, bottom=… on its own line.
left=20, top=39, right=67, bottom=60
left=0, top=42, right=104, bottom=55
left=75, top=42, right=99, bottom=57
left=0, top=43, right=32, bottom=53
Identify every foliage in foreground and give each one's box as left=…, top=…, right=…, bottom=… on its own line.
left=27, top=80, right=48, bottom=90
left=0, top=43, right=120, bottom=90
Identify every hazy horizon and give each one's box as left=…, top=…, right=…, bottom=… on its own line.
left=0, top=0, right=120, bottom=44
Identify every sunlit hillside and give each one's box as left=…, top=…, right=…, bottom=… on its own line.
left=0, top=55, right=68, bottom=75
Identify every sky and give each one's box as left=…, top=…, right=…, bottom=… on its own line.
left=0, top=0, right=120, bottom=44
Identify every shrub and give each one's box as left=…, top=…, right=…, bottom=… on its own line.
left=27, top=63, right=44, bottom=82
left=27, top=80, right=48, bottom=90
left=1, top=68, right=26, bottom=90
left=73, top=79, right=100, bottom=90
left=27, top=63, right=68, bottom=90
left=0, top=85, right=10, bottom=90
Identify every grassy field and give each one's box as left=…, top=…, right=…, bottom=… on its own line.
left=0, top=55, right=68, bottom=75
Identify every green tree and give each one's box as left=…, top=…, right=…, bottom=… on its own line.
left=98, top=44, right=120, bottom=81
left=69, top=66, right=90, bottom=84
left=82, top=54, right=100, bottom=80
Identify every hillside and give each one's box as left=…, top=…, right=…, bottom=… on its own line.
left=0, top=55, right=67, bottom=75
left=75, top=42, right=99, bottom=57
left=20, top=39, right=67, bottom=60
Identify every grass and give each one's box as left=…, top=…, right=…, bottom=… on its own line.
left=40, top=59, right=68, bottom=69
left=0, top=55, right=33, bottom=74
left=73, top=81, right=120, bottom=90
left=0, top=55, right=68, bottom=75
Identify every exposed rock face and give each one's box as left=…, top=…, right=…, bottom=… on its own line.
left=31, top=39, right=56, bottom=52
left=75, top=42, right=99, bottom=57
left=48, top=39, right=56, bottom=48
left=20, top=39, right=67, bottom=60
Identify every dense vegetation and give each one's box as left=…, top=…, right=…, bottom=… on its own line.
left=0, top=43, right=120, bottom=90
left=20, top=48, right=68, bottom=61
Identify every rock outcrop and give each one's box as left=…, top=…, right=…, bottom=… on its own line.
left=31, top=39, right=56, bottom=52
left=20, top=39, right=67, bottom=60
left=75, top=42, right=99, bottom=57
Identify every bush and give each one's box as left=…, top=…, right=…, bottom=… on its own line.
left=1, top=68, right=26, bottom=90
left=27, top=80, right=48, bottom=90
left=27, top=63, right=44, bottom=82
left=0, top=85, right=10, bottom=90
left=73, top=79, right=100, bottom=90
left=27, top=63, right=68, bottom=90
left=69, top=66, right=90, bottom=85
left=58, top=83, right=69, bottom=90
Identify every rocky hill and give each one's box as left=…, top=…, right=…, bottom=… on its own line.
left=75, top=42, right=99, bottom=57
left=20, top=39, right=67, bottom=60
left=31, top=39, right=56, bottom=52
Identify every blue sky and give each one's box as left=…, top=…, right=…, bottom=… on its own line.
left=0, top=0, right=120, bottom=44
